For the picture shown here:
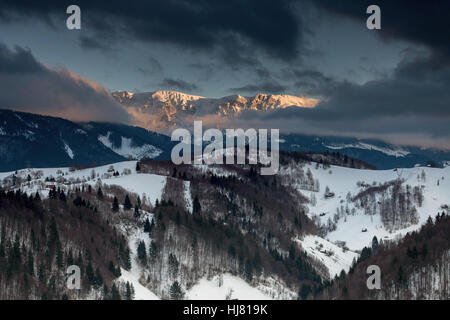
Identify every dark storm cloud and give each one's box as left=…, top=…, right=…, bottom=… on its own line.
left=282, top=68, right=338, bottom=96
left=2, top=0, right=450, bottom=148
left=0, top=44, right=44, bottom=73
left=147, top=57, right=164, bottom=73
left=218, top=0, right=450, bottom=148
left=79, top=35, right=113, bottom=52
left=224, top=50, right=450, bottom=148
left=0, top=43, right=131, bottom=123
left=137, top=57, right=164, bottom=76
left=314, top=0, right=450, bottom=61
left=0, top=0, right=303, bottom=62
left=159, top=78, right=198, bottom=92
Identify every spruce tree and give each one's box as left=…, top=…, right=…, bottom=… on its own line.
left=169, top=281, right=183, bottom=300
left=59, top=190, right=66, bottom=202
left=123, top=195, right=132, bottom=210
left=143, top=219, right=151, bottom=233
left=97, top=187, right=103, bottom=199
left=193, top=195, right=201, bottom=214
left=94, top=267, right=103, bottom=288
left=125, top=282, right=132, bottom=300
left=108, top=261, right=116, bottom=275
left=137, top=241, right=147, bottom=264
left=112, top=196, right=119, bottom=212
left=372, top=236, right=379, bottom=251
left=111, top=284, right=121, bottom=300
left=86, top=261, right=95, bottom=285
left=124, top=249, right=131, bottom=271
left=299, top=284, right=311, bottom=300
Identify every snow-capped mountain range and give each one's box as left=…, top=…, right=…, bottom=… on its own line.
left=112, top=90, right=319, bottom=132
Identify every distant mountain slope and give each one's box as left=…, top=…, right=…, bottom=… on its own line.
left=0, top=109, right=125, bottom=171
left=279, top=134, right=450, bottom=169
left=82, top=122, right=175, bottom=161
left=0, top=109, right=174, bottom=171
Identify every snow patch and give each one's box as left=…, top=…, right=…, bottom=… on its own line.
left=100, top=173, right=166, bottom=206
left=295, top=235, right=359, bottom=279
left=118, top=268, right=159, bottom=300
left=74, top=128, right=87, bottom=135
left=185, top=274, right=274, bottom=300
left=63, top=142, right=74, bottom=159
left=98, top=131, right=162, bottom=159
left=325, top=142, right=410, bottom=157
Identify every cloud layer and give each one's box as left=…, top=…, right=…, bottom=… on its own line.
left=0, top=0, right=302, bottom=61
left=0, top=44, right=131, bottom=123
left=1, top=1, right=450, bottom=149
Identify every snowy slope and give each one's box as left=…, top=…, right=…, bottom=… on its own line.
left=98, top=131, right=162, bottom=160
left=100, top=173, right=166, bottom=206
left=117, top=215, right=160, bottom=300
left=119, top=268, right=160, bottom=300
left=0, top=161, right=166, bottom=206
left=324, top=142, right=410, bottom=158
left=4, top=159, right=450, bottom=294
left=185, top=273, right=297, bottom=300
left=295, top=235, right=358, bottom=279
left=186, top=274, right=272, bottom=300
left=281, top=163, right=450, bottom=251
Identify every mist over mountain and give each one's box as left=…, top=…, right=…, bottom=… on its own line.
left=111, top=90, right=450, bottom=170
left=1, top=108, right=450, bottom=171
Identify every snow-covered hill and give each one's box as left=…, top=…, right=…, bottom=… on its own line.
left=2, top=158, right=449, bottom=298
left=0, top=161, right=167, bottom=207
left=280, top=162, right=450, bottom=255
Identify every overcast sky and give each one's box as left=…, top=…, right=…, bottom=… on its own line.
left=0, top=0, right=449, bottom=148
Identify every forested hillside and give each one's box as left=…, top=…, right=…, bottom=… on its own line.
left=0, top=150, right=448, bottom=300
left=319, top=213, right=449, bottom=300
left=0, top=188, right=130, bottom=299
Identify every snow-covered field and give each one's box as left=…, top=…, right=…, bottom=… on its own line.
left=100, top=173, right=166, bottom=206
